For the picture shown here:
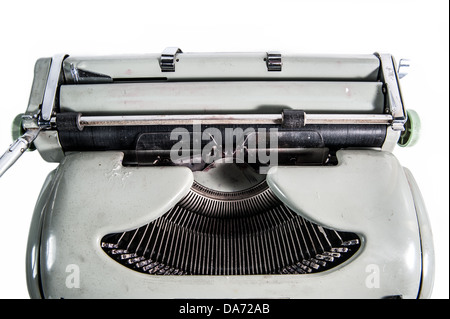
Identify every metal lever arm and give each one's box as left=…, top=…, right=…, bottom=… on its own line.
left=0, top=129, right=40, bottom=178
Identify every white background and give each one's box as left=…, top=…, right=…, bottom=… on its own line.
left=0, top=0, right=448, bottom=299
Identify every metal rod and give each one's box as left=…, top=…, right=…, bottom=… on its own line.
left=64, top=113, right=393, bottom=127
left=78, top=114, right=281, bottom=126
left=0, top=129, right=40, bottom=178
left=304, top=114, right=394, bottom=125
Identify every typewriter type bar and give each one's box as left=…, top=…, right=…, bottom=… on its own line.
left=101, top=181, right=361, bottom=276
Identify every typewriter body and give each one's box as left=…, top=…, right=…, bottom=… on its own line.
left=0, top=49, right=434, bottom=298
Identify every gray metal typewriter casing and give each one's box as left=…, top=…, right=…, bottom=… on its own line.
left=6, top=49, right=433, bottom=298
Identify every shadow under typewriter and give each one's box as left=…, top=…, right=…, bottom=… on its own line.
left=101, top=162, right=360, bottom=276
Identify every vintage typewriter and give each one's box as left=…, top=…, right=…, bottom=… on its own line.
left=0, top=48, right=434, bottom=299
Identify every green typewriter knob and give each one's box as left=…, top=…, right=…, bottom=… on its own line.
left=398, top=109, right=421, bottom=147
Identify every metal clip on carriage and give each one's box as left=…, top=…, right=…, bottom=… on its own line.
left=0, top=48, right=434, bottom=298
